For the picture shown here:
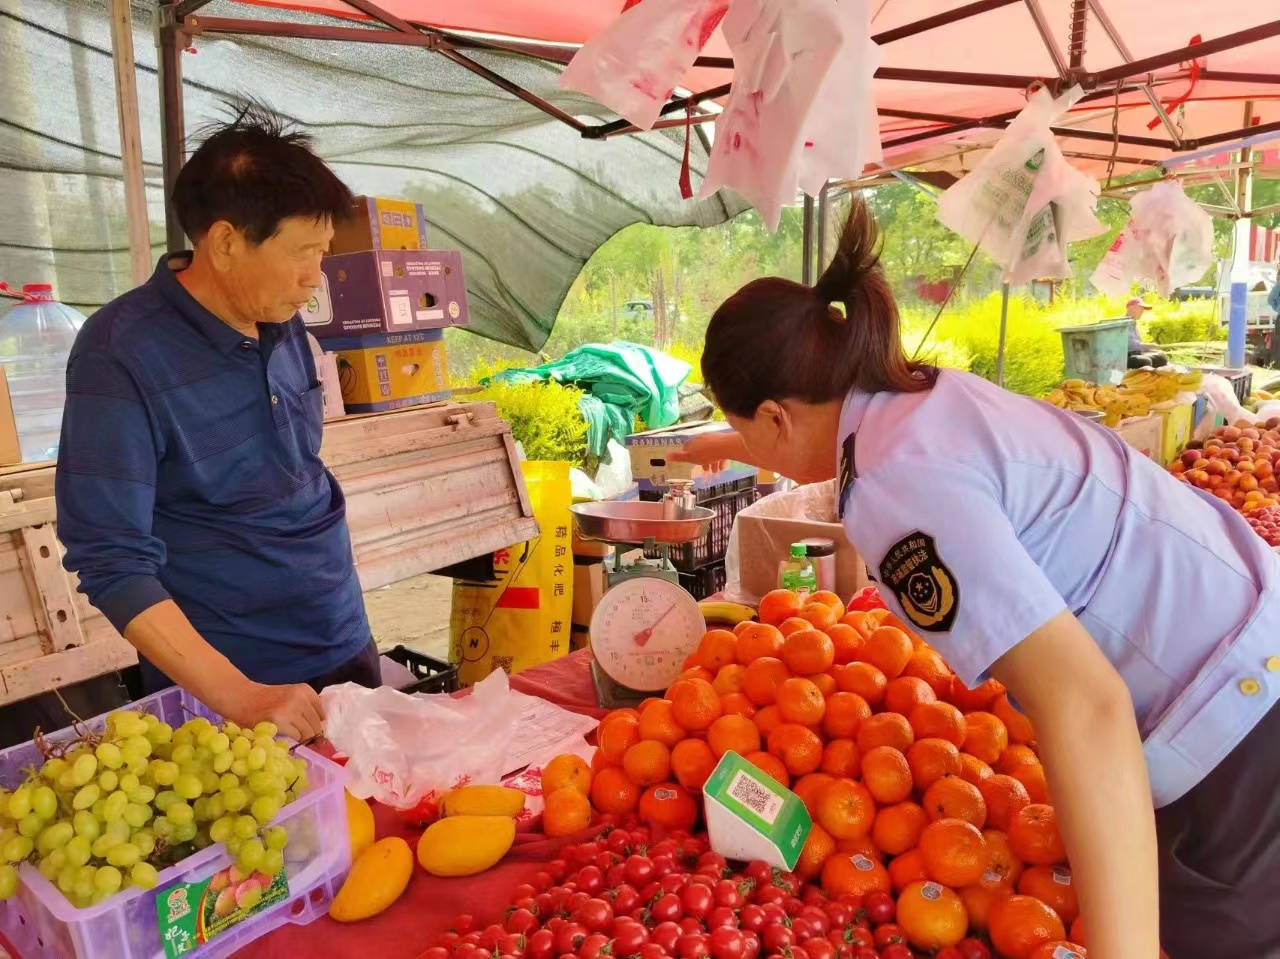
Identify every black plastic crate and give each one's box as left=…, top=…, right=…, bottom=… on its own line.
left=1198, top=367, right=1253, bottom=406
left=382, top=645, right=459, bottom=694
left=679, top=562, right=727, bottom=601
left=640, top=477, right=758, bottom=570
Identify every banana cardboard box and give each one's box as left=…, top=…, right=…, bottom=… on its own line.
left=327, top=329, right=450, bottom=413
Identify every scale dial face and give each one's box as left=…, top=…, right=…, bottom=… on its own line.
left=590, top=577, right=706, bottom=693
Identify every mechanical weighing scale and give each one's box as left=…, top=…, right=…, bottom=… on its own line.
left=570, top=481, right=715, bottom=708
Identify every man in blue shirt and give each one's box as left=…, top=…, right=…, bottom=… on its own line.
left=56, top=106, right=374, bottom=741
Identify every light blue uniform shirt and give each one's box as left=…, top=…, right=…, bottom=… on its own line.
left=837, top=369, right=1280, bottom=807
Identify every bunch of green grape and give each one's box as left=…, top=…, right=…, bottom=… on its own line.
left=0, top=709, right=308, bottom=908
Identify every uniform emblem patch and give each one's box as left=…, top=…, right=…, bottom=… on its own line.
left=878, top=531, right=958, bottom=632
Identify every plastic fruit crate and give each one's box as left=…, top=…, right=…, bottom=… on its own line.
left=640, top=477, right=758, bottom=571
left=1198, top=366, right=1253, bottom=406
left=679, top=561, right=727, bottom=601
left=0, top=687, right=351, bottom=959
left=383, top=645, right=459, bottom=694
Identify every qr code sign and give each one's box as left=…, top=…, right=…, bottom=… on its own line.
left=727, top=770, right=782, bottom=824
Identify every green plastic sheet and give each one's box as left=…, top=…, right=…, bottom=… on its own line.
left=490, top=343, right=691, bottom=456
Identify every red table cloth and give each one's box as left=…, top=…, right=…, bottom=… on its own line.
left=235, top=650, right=604, bottom=959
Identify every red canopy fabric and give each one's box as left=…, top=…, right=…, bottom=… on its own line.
left=231, top=0, right=1279, bottom=177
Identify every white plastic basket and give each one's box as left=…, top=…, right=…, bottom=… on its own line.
left=0, top=687, right=351, bottom=959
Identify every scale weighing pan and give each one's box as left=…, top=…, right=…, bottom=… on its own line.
left=570, top=500, right=714, bottom=545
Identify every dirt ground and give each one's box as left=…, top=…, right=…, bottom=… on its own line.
left=364, top=572, right=455, bottom=662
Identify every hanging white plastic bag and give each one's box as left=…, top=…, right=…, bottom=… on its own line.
left=559, top=0, right=728, bottom=132
left=795, top=0, right=881, bottom=198
left=937, top=86, right=1103, bottom=284
left=321, top=670, right=522, bottom=809
left=697, top=0, right=845, bottom=230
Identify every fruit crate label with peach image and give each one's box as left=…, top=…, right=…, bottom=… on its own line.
left=158, top=866, right=289, bottom=958
left=703, top=752, right=811, bottom=871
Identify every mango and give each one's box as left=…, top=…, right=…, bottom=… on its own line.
left=440, top=785, right=526, bottom=819
left=330, top=837, right=413, bottom=922
left=345, top=790, right=376, bottom=860
left=416, top=815, right=516, bottom=877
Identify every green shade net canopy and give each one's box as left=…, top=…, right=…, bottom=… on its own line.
left=0, top=0, right=748, bottom=351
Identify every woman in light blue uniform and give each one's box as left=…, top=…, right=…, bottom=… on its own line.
left=677, top=202, right=1279, bottom=959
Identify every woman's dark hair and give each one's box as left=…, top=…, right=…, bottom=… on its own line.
left=702, top=199, right=936, bottom=418
left=173, top=100, right=354, bottom=244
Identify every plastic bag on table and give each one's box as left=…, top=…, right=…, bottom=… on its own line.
left=696, top=0, right=845, bottom=230
left=937, top=85, right=1104, bottom=285
left=320, top=670, right=522, bottom=809
left=1200, top=374, right=1252, bottom=426
left=559, top=0, right=728, bottom=132
left=592, top=438, right=634, bottom=501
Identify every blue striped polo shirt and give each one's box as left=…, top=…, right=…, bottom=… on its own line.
left=55, top=255, right=370, bottom=689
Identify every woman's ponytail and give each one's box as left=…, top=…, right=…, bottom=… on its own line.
left=701, top=199, right=935, bottom=418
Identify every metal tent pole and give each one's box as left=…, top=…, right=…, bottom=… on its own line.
left=816, top=184, right=830, bottom=274
left=109, top=0, right=152, bottom=285
left=996, top=283, right=1011, bottom=388
left=802, top=196, right=815, bottom=286
left=1227, top=102, right=1255, bottom=369
left=156, top=1, right=186, bottom=252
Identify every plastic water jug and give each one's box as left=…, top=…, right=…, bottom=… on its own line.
left=0, top=283, right=85, bottom=463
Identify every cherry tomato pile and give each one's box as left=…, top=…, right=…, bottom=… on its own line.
left=419, top=824, right=994, bottom=959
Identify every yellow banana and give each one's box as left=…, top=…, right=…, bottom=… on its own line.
left=699, top=601, right=756, bottom=626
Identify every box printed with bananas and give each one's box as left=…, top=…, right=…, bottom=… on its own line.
left=1044, top=368, right=1203, bottom=427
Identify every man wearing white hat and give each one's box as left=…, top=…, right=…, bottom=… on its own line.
left=1125, top=297, right=1168, bottom=369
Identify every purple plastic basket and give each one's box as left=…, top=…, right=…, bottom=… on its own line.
left=0, top=687, right=351, bottom=959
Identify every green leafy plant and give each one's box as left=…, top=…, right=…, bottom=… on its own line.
left=470, top=378, right=590, bottom=466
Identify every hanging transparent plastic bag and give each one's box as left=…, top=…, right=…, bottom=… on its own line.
left=697, top=0, right=846, bottom=230
left=937, top=86, right=1103, bottom=284
left=320, top=669, right=522, bottom=809
left=1092, top=182, right=1214, bottom=297
left=559, top=0, right=729, bottom=132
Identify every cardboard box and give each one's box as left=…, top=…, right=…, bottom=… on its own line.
left=725, top=481, right=869, bottom=605
left=0, top=369, right=20, bottom=466
left=329, top=196, right=428, bottom=255
left=312, top=250, right=468, bottom=339
left=1112, top=414, right=1162, bottom=462
left=327, top=329, right=450, bottom=413
left=703, top=752, right=811, bottom=870
left=626, top=421, right=757, bottom=492
left=1152, top=400, right=1194, bottom=465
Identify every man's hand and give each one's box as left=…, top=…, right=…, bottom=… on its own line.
left=225, top=681, right=326, bottom=742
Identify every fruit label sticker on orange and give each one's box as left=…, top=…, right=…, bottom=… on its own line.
left=1052, top=866, right=1072, bottom=885
left=920, top=882, right=943, bottom=900
left=1052, top=948, right=1083, bottom=959
left=851, top=855, right=875, bottom=872
left=703, top=751, right=812, bottom=871
left=878, top=531, right=959, bottom=634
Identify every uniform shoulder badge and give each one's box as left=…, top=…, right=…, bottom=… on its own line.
left=837, top=432, right=857, bottom=519
left=878, top=531, right=958, bottom=633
